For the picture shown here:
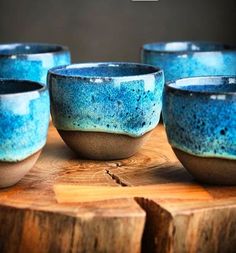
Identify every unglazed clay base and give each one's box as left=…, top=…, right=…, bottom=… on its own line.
left=173, top=148, right=236, bottom=185
left=0, top=150, right=41, bottom=188
left=58, top=130, right=152, bottom=160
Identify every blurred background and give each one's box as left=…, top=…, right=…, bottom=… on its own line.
left=0, top=0, right=235, bottom=62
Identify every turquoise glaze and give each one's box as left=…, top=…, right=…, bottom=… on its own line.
left=0, top=43, right=71, bottom=85
left=48, top=62, right=164, bottom=137
left=142, top=41, right=236, bottom=81
left=163, top=76, right=236, bottom=159
left=0, top=79, right=50, bottom=162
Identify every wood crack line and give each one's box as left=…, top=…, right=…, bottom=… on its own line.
left=105, top=169, right=130, bottom=187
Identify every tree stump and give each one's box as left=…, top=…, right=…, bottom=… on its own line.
left=0, top=124, right=235, bottom=253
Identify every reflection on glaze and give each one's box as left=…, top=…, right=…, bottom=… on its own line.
left=142, top=41, right=236, bottom=81
left=163, top=76, right=236, bottom=159
left=0, top=43, right=71, bottom=84
left=48, top=62, right=164, bottom=137
left=0, top=80, right=50, bottom=162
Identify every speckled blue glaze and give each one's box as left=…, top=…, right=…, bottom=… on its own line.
left=48, top=62, right=164, bottom=137
left=163, top=76, right=236, bottom=160
left=0, top=43, right=71, bottom=85
left=0, top=79, right=50, bottom=162
left=142, top=41, right=236, bottom=82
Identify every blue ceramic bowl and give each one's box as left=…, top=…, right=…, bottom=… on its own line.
left=141, top=41, right=236, bottom=82
left=0, top=43, right=71, bottom=85
left=163, top=76, right=236, bottom=185
left=0, top=79, right=50, bottom=188
left=48, top=62, right=164, bottom=160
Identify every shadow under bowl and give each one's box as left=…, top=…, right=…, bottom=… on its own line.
left=173, top=148, right=236, bottom=185
left=0, top=150, right=41, bottom=188
left=58, top=130, right=152, bottom=160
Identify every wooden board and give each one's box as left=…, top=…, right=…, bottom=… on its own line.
left=0, top=123, right=235, bottom=253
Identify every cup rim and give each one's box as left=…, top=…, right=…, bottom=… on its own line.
left=48, top=62, right=163, bottom=81
left=0, top=79, right=47, bottom=97
left=142, top=41, right=236, bottom=54
left=0, top=42, right=69, bottom=59
left=165, top=76, right=236, bottom=96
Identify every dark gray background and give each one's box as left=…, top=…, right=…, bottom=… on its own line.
left=1, top=0, right=235, bottom=62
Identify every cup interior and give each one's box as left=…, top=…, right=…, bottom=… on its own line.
left=0, top=43, right=65, bottom=55
left=50, top=63, right=160, bottom=78
left=167, top=77, right=236, bottom=94
left=143, top=41, right=235, bottom=53
left=0, top=79, right=44, bottom=95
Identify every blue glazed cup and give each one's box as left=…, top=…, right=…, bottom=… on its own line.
left=141, top=41, right=236, bottom=82
left=48, top=62, right=164, bottom=160
left=0, top=79, right=50, bottom=188
left=162, top=76, right=236, bottom=185
left=0, top=43, right=71, bottom=85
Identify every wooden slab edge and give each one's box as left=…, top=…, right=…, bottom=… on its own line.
left=53, top=184, right=213, bottom=204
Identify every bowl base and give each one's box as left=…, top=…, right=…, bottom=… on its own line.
left=58, top=130, right=152, bottom=160
left=173, top=148, right=236, bottom=185
left=0, top=150, right=41, bottom=188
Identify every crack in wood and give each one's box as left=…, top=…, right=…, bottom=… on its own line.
left=134, top=197, right=174, bottom=253
left=105, top=169, right=130, bottom=187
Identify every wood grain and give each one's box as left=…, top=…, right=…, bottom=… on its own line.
left=54, top=184, right=212, bottom=203
left=0, top=123, right=235, bottom=253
